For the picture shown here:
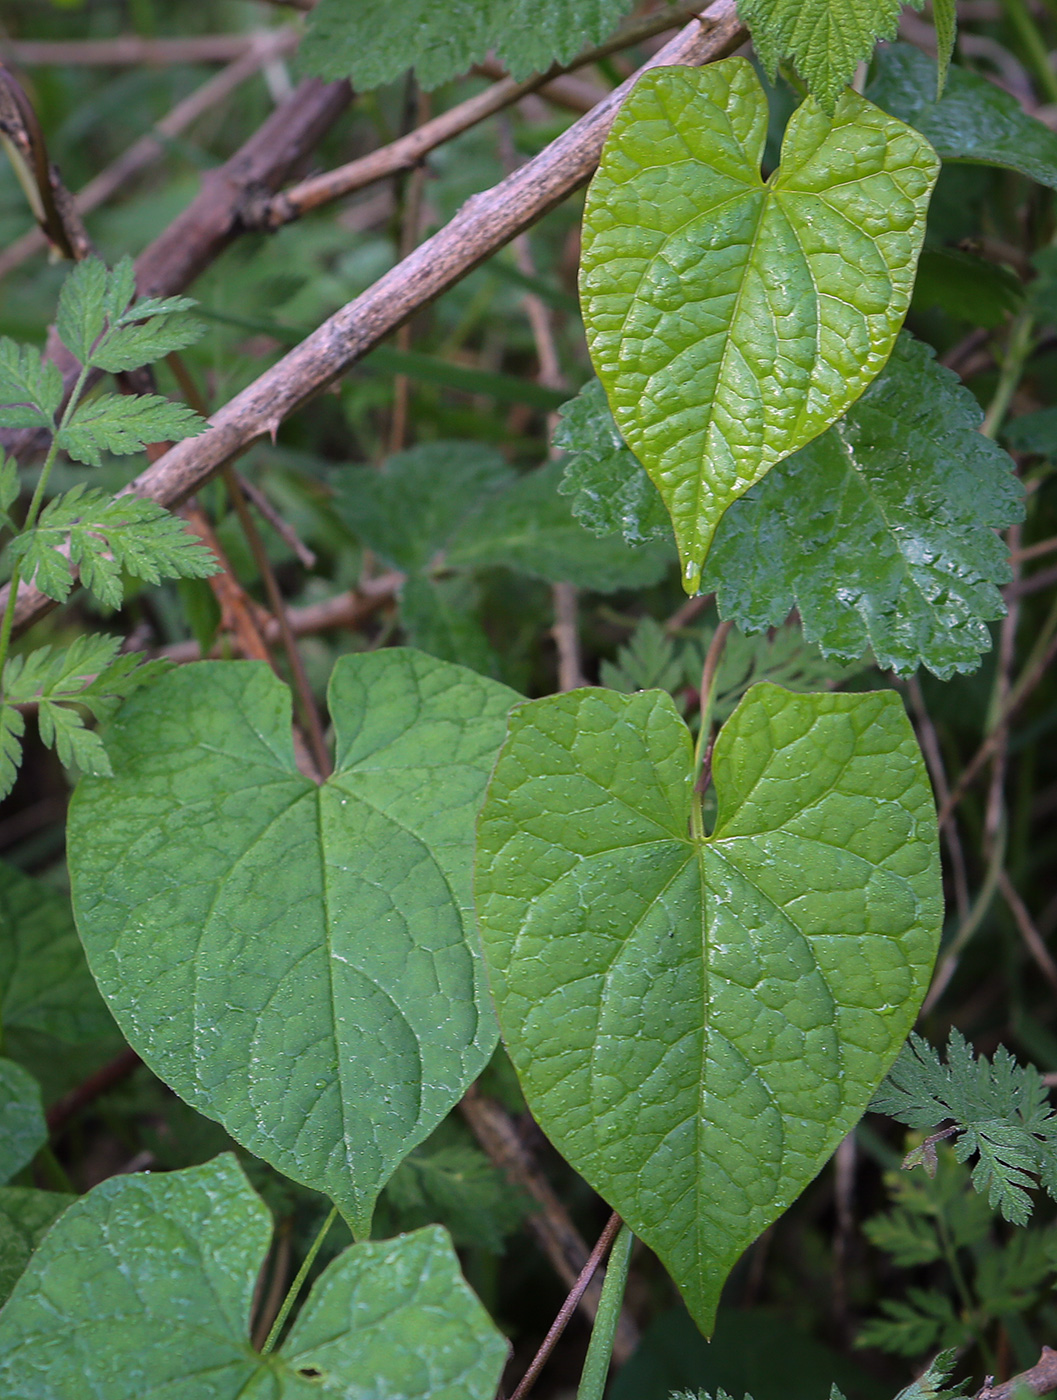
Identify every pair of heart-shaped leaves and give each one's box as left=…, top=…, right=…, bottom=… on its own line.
left=68, top=651, right=940, bottom=1333
left=580, top=56, right=940, bottom=590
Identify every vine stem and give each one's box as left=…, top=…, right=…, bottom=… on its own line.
left=692, top=619, right=733, bottom=837
left=507, top=1211, right=624, bottom=1400
left=0, top=361, right=91, bottom=685
left=575, top=1223, right=635, bottom=1400
left=259, top=1206, right=337, bottom=1355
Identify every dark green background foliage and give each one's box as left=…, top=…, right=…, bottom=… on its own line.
left=2, top=1, right=1057, bottom=1397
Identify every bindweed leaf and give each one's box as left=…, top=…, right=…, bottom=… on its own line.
left=476, top=683, right=941, bottom=1332
left=580, top=57, right=938, bottom=591
left=0, top=1155, right=508, bottom=1398
left=68, top=651, right=518, bottom=1234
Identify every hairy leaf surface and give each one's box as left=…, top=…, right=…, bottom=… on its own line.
left=740, top=0, right=913, bottom=111
left=580, top=58, right=938, bottom=590
left=0, top=1060, right=46, bottom=1184
left=476, top=683, right=941, bottom=1332
left=700, top=335, right=1023, bottom=678
left=868, top=42, right=1057, bottom=190
left=68, top=651, right=517, bottom=1234
left=0, top=1156, right=508, bottom=1398
left=301, top=0, right=635, bottom=89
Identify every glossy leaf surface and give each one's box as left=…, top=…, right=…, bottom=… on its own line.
left=68, top=651, right=518, bottom=1234
left=0, top=1156, right=508, bottom=1398
left=0, top=1060, right=45, bottom=1183
left=700, top=335, right=1023, bottom=678
left=476, top=683, right=941, bottom=1331
left=869, top=42, right=1057, bottom=190
left=580, top=59, right=938, bottom=590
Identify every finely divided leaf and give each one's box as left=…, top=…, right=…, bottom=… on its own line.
left=0, top=861, right=113, bottom=1044
left=700, top=334, right=1024, bottom=679
left=12, top=486, right=217, bottom=607
left=55, top=257, right=108, bottom=366
left=580, top=58, right=938, bottom=591
left=68, top=651, right=519, bottom=1234
left=740, top=0, right=911, bottom=111
left=872, top=1030, right=1057, bottom=1224
left=475, top=682, right=941, bottom=1333
left=555, top=379, right=673, bottom=547
left=0, top=452, right=18, bottom=529
left=89, top=315, right=205, bottom=374
left=301, top=0, right=636, bottom=88
left=0, top=706, right=25, bottom=800
left=0, top=1155, right=509, bottom=1398
left=58, top=393, right=204, bottom=466
left=0, top=1060, right=46, bottom=1184
left=0, top=340, right=62, bottom=425
left=868, top=42, right=1057, bottom=190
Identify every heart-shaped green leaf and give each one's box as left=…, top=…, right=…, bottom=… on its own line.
left=580, top=57, right=939, bottom=592
left=475, top=683, right=941, bottom=1333
left=67, top=650, right=518, bottom=1235
left=0, top=1155, right=509, bottom=1398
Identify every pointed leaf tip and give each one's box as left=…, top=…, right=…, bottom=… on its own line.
left=580, top=57, right=939, bottom=592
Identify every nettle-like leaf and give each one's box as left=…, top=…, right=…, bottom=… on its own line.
left=740, top=0, right=926, bottom=112
left=475, top=682, right=941, bottom=1332
left=11, top=485, right=218, bottom=608
left=0, top=1189, right=74, bottom=1308
left=868, top=42, right=1057, bottom=191
left=57, top=393, right=204, bottom=467
left=872, top=1031, right=1057, bottom=1225
left=68, top=651, right=519, bottom=1235
left=0, top=1059, right=46, bottom=1184
left=0, top=861, right=113, bottom=1044
left=700, top=334, right=1024, bottom=678
left=555, top=379, right=673, bottom=547
left=0, top=340, right=62, bottom=429
left=301, top=0, right=635, bottom=88
left=580, top=58, right=938, bottom=591
left=0, top=1156, right=509, bottom=1399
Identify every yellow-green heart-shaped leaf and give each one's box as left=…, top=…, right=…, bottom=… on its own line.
left=580, top=57, right=939, bottom=592
left=475, top=683, right=942, bottom=1333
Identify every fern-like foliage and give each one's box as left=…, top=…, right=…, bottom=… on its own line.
left=872, top=1031, right=1057, bottom=1224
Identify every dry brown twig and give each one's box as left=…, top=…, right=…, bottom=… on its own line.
left=976, top=1347, right=1057, bottom=1400
left=1, top=33, right=291, bottom=67
left=1, top=0, right=746, bottom=640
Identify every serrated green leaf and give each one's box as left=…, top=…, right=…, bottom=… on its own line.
left=601, top=617, right=684, bottom=695
left=700, top=334, right=1024, bottom=679
left=857, top=1289, right=961, bottom=1358
left=0, top=404, right=52, bottom=432
left=0, top=1189, right=74, bottom=1307
left=101, top=254, right=137, bottom=324
left=335, top=442, right=514, bottom=571
left=383, top=1141, right=531, bottom=1252
left=55, top=257, right=108, bottom=365
left=0, top=705, right=25, bottom=801
left=301, top=0, right=635, bottom=88
left=740, top=0, right=912, bottom=112
left=580, top=58, right=939, bottom=591
left=57, top=393, right=204, bottom=467
left=0, top=1155, right=509, bottom=1398
left=893, top=1348, right=965, bottom=1400
left=12, top=487, right=217, bottom=609
left=36, top=700, right=112, bottom=777
left=0, top=453, right=22, bottom=523
left=475, top=682, right=941, bottom=1333
left=446, top=461, right=672, bottom=590
left=0, top=340, right=62, bottom=423
left=68, top=651, right=519, bottom=1234
left=868, top=43, right=1057, bottom=189
left=555, top=379, right=674, bottom=547
left=90, top=314, right=206, bottom=374
left=0, top=862, right=112, bottom=1045
left=932, top=0, right=957, bottom=96
left=0, top=1060, right=46, bottom=1184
